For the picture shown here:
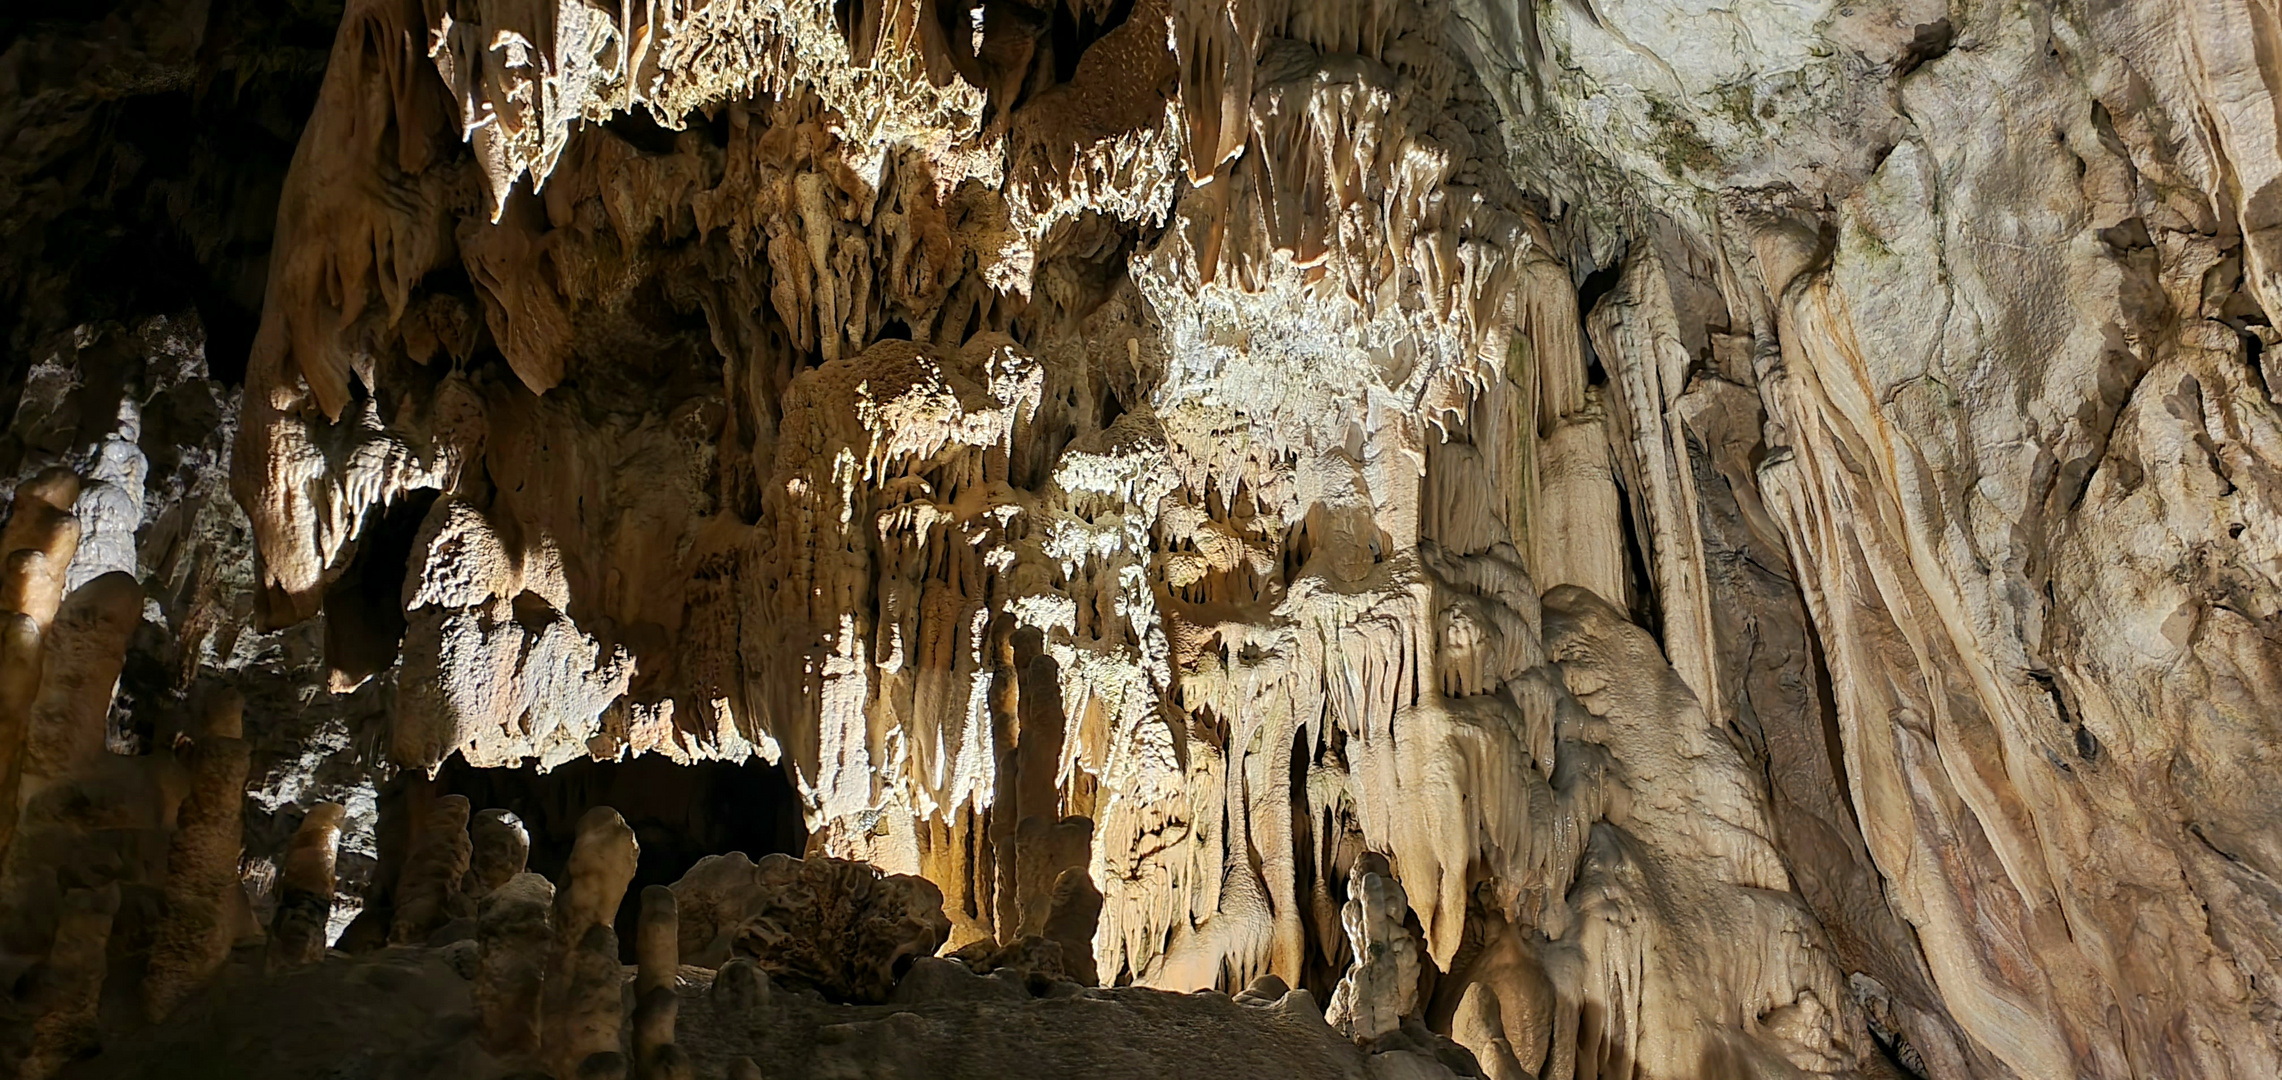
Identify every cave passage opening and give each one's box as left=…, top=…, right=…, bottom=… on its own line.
left=431, top=753, right=809, bottom=958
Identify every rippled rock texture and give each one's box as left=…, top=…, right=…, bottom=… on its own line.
left=3, top=0, right=2281, bottom=1076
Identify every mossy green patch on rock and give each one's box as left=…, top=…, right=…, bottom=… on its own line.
left=1645, top=96, right=1724, bottom=179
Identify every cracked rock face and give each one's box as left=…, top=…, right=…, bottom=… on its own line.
left=3, top=0, right=2282, bottom=1076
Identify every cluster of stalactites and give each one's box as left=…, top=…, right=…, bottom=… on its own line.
left=1125, top=14, right=1548, bottom=482
left=739, top=337, right=1043, bottom=831
left=422, top=0, right=993, bottom=220
left=224, top=7, right=1877, bottom=1076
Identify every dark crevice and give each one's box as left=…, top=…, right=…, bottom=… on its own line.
left=2027, top=669, right=2069, bottom=724
left=2029, top=669, right=2100, bottom=766
left=1289, top=723, right=1336, bottom=993
left=1050, top=0, right=1136, bottom=83
left=321, top=488, right=440, bottom=690
left=2097, top=217, right=2155, bottom=255
left=1866, top=1019, right=1932, bottom=1080
left=1575, top=261, right=1624, bottom=388
left=1802, top=587, right=1862, bottom=838
left=1613, top=477, right=1661, bottom=645
left=2185, top=822, right=2272, bottom=887
left=1575, top=261, right=1624, bottom=313
left=2090, top=100, right=2130, bottom=158
left=1582, top=345, right=1609, bottom=387
left=701, top=105, right=736, bottom=148
left=604, top=109, right=683, bottom=156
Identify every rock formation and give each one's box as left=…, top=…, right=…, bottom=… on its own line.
left=390, top=792, right=473, bottom=944
left=266, top=800, right=345, bottom=971
left=4, top=0, right=2282, bottom=1075
left=633, top=885, right=691, bottom=1080
left=142, top=689, right=252, bottom=1021
left=475, top=871, right=557, bottom=1061
left=465, top=807, right=532, bottom=900
left=1325, top=857, right=1423, bottom=1043
left=685, top=853, right=953, bottom=1004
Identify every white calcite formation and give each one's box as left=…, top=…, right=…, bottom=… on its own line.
left=2, top=0, right=2280, bottom=1076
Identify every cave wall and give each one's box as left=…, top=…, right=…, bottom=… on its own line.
left=3, top=0, right=2281, bottom=1077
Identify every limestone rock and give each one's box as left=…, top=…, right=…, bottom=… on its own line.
left=14, top=0, right=2282, bottom=1075
left=1325, top=860, right=1424, bottom=1043
left=463, top=808, right=531, bottom=901
left=556, top=807, right=639, bottom=947
left=21, top=884, right=118, bottom=1079
left=544, top=922, right=627, bottom=1080
left=390, top=793, right=472, bottom=945
left=680, top=853, right=952, bottom=1004
left=474, top=872, right=555, bottom=1060
left=143, top=690, right=254, bottom=1022
left=889, top=955, right=1027, bottom=1006
left=268, top=802, right=346, bottom=971
left=633, top=885, right=687, bottom=1080
left=708, top=957, right=773, bottom=1020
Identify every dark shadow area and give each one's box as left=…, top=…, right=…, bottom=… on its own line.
left=1, top=0, right=344, bottom=404
left=433, top=754, right=809, bottom=958
left=1049, top=0, right=1136, bottom=83
left=321, top=489, right=439, bottom=689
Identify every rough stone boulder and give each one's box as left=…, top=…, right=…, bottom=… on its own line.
left=674, top=853, right=953, bottom=1004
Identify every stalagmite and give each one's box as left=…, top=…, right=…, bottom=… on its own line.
left=463, top=808, right=530, bottom=901
left=0, top=469, right=82, bottom=629
left=555, top=806, right=639, bottom=946
left=1042, top=868, right=1103, bottom=988
left=547, top=922, right=628, bottom=1080
left=0, top=611, right=40, bottom=853
left=22, top=884, right=119, bottom=1079
left=634, top=885, right=690, bottom=1080
left=0, top=470, right=82, bottom=847
left=16, top=573, right=140, bottom=789
left=391, top=793, right=472, bottom=944
left=537, top=807, right=640, bottom=1079
left=474, top=872, right=556, bottom=1060
left=268, top=802, right=346, bottom=971
left=1439, top=913, right=1554, bottom=1080
left=143, top=688, right=252, bottom=1022
left=709, top=957, right=771, bottom=1020
left=1324, top=859, right=1422, bottom=1042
